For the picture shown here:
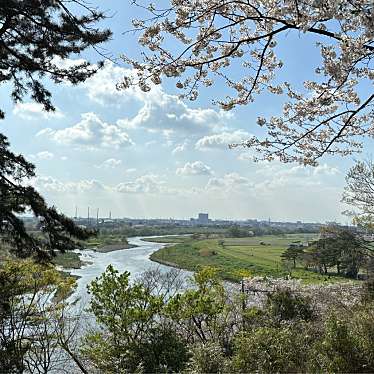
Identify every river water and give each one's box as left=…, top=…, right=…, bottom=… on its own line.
left=67, top=236, right=191, bottom=307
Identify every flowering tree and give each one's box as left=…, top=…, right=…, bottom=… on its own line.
left=342, top=159, right=374, bottom=225
left=122, top=1, right=374, bottom=165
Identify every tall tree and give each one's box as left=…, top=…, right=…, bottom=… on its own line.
left=0, top=135, right=94, bottom=259
left=281, top=243, right=304, bottom=269
left=342, top=159, right=374, bottom=226
left=0, top=1, right=111, bottom=259
left=123, top=1, right=374, bottom=165
left=0, top=0, right=111, bottom=118
left=0, top=260, right=78, bottom=373
left=307, top=227, right=371, bottom=278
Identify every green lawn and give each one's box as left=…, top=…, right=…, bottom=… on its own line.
left=150, top=234, right=351, bottom=284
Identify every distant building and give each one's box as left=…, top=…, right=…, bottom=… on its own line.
left=190, top=213, right=211, bottom=225
left=198, top=213, right=209, bottom=223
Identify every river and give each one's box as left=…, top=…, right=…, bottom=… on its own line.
left=67, top=236, right=191, bottom=307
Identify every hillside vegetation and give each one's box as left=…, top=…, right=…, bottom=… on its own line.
left=149, top=234, right=350, bottom=283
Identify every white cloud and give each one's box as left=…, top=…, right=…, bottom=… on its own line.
left=54, top=60, right=232, bottom=142
left=82, top=61, right=159, bottom=106
left=37, top=112, right=134, bottom=150
left=237, top=151, right=255, bottom=161
left=196, top=130, right=251, bottom=150
left=83, top=61, right=131, bottom=105
left=125, top=168, right=137, bottom=173
left=13, top=102, right=64, bottom=120
left=29, top=151, right=54, bottom=161
left=33, top=176, right=106, bottom=194
left=116, top=174, right=165, bottom=194
left=206, top=173, right=253, bottom=191
left=51, top=56, right=87, bottom=70
left=176, top=161, right=213, bottom=176
left=96, top=158, right=123, bottom=169
left=172, top=141, right=188, bottom=154
left=117, top=91, right=231, bottom=140
left=250, top=162, right=342, bottom=192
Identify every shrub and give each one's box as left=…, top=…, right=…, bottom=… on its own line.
left=186, top=342, right=229, bottom=374
left=266, top=289, right=314, bottom=321
left=232, top=327, right=309, bottom=373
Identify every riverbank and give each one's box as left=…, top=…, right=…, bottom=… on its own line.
left=53, top=242, right=137, bottom=270
left=67, top=236, right=192, bottom=306
left=91, top=242, right=137, bottom=253
left=149, top=234, right=351, bottom=284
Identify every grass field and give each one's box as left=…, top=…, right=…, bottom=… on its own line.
left=150, top=234, right=351, bottom=284
left=143, top=235, right=193, bottom=244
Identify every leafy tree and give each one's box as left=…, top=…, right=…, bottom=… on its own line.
left=0, top=259, right=78, bottom=373
left=132, top=326, right=189, bottom=374
left=0, top=1, right=111, bottom=259
left=281, top=243, right=304, bottom=268
left=227, top=225, right=249, bottom=238
left=82, top=265, right=176, bottom=373
left=165, top=267, right=232, bottom=347
left=123, top=0, right=374, bottom=165
left=306, top=227, right=371, bottom=278
left=306, top=236, right=341, bottom=275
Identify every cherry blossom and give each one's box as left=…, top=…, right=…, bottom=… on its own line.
left=122, top=0, right=374, bottom=165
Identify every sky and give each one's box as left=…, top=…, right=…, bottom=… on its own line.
left=1, top=1, right=371, bottom=222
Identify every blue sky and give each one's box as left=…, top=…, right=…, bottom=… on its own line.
left=1, top=1, right=370, bottom=222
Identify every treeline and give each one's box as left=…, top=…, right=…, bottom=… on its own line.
left=97, top=224, right=319, bottom=239
left=1, top=262, right=373, bottom=373
left=281, top=227, right=374, bottom=279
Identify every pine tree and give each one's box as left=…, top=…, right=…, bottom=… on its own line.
left=0, top=1, right=111, bottom=258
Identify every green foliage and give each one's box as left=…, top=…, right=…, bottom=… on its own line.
left=0, top=1, right=110, bottom=259
left=186, top=342, right=229, bottom=374
left=0, top=259, right=75, bottom=372
left=132, top=326, right=189, bottom=373
left=232, top=327, right=310, bottom=373
left=266, top=289, right=314, bottom=322
left=227, top=226, right=250, bottom=238
left=309, top=314, right=372, bottom=373
left=0, top=134, right=96, bottom=260
left=83, top=265, right=187, bottom=373
left=305, top=303, right=374, bottom=373
left=80, top=265, right=374, bottom=374
left=151, top=234, right=347, bottom=284
left=52, top=251, right=84, bottom=269
left=308, top=227, right=370, bottom=278
left=166, top=267, right=229, bottom=344
left=281, top=244, right=304, bottom=268
left=0, top=1, right=111, bottom=119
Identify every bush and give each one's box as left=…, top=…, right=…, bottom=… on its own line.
left=232, top=327, right=309, bottom=373
left=266, top=289, right=314, bottom=322
left=133, top=326, right=189, bottom=373
left=186, top=342, right=229, bottom=374
left=309, top=309, right=374, bottom=373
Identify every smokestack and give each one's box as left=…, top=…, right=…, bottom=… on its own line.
left=88, top=206, right=90, bottom=225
